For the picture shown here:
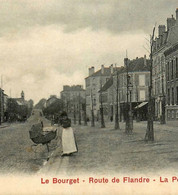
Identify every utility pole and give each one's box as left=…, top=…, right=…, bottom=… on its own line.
left=115, top=70, right=120, bottom=130
left=145, top=27, right=155, bottom=141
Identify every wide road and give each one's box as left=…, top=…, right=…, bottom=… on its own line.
left=40, top=121, right=178, bottom=176
left=0, top=122, right=51, bottom=174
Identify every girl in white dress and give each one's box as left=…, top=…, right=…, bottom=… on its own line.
left=60, top=112, right=78, bottom=156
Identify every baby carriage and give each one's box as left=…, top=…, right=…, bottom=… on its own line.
left=29, top=123, right=57, bottom=160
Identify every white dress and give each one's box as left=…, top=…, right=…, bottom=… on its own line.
left=62, top=127, right=77, bottom=154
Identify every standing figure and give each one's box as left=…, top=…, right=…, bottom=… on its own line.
left=60, top=111, right=78, bottom=156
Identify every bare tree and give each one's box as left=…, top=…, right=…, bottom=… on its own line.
left=91, top=89, right=95, bottom=127
left=99, top=76, right=105, bottom=128
left=115, top=70, right=120, bottom=130
left=145, top=27, right=155, bottom=141
left=83, top=94, right=87, bottom=126
left=73, top=104, right=76, bottom=124
left=78, top=92, right=81, bottom=125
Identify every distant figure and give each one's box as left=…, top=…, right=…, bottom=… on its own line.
left=110, top=116, right=113, bottom=122
left=60, top=111, right=78, bottom=156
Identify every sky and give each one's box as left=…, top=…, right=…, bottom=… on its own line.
left=0, top=0, right=177, bottom=104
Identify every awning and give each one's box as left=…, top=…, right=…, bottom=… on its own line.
left=135, top=102, right=148, bottom=109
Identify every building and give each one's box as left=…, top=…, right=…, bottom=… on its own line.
left=152, top=9, right=178, bottom=122
left=164, top=12, right=178, bottom=121
left=46, top=95, right=58, bottom=108
left=100, top=56, right=150, bottom=121
left=60, top=85, right=85, bottom=116
left=8, top=91, right=30, bottom=121
left=85, top=65, right=119, bottom=120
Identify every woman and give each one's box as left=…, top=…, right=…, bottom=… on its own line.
left=60, top=111, right=78, bottom=156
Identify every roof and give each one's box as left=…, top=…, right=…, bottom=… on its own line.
left=127, top=58, right=150, bottom=72
left=164, top=41, right=178, bottom=56
left=112, top=58, right=150, bottom=76
left=99, top=58, right=150, bottom=93
left=167, top=25, right=178, bottom=46
left=85, top=67, right=120, bottom=79
left=99, top=77, right=113, bottom=93
left=12, top=98, right=27, bottom=106
left=61, top=85, right=85, bottom=92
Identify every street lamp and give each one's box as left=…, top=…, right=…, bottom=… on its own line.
left=128, top=82, right=133, bottom=131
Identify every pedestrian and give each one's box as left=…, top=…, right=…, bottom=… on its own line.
left=59, top=111, right=78, bottom=157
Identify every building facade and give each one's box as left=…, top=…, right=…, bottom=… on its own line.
left=100, top=56, right=150, bottom=121
left=152, top=9, right=178, bottom=122
left=164, top=42, right=178, bottom=121
left=60, top=85, right=85, bottom=117
left=85, top=65, right=118, bottom=120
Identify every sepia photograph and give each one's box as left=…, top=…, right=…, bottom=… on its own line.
left=0, top=0, right=178, bottom=194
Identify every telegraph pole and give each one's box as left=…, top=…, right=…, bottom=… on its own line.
left=145, top=27, right=155, bottom=141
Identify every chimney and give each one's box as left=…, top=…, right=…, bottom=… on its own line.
left=110, top=64, right=113, bottom=74
left=144, top=55, right=147, bottom=66
left=167, top=15, right=176, bottom=30
left=101, top=65, right=104, bottom=74
left=158, top=25, right=166, bottom=36
left=89, top=66, right=95, bottom=76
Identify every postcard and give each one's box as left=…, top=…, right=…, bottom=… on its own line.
left=0, top=0, right=178, bottom=194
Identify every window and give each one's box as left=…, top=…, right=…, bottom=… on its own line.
left=177, top=87, right=178, bottom=105
left=171, top=60, right=174, bottom=79
left=167, top=62, right=169, bottom=81
left=139, top=75, right=145, bottom=86
left=168, top=88, right=170, bottom=105
left=93, top=98, right=96, bottom=106
left=176, top=58, right=178, bottom=78
left=139, top=90, right=145, bottom=101
left=172, top=87, right=174, bottom=105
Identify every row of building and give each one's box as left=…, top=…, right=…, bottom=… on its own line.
left=0, top=90, right=33, bottom=123
left=85, top=56, right=150, bottom=122
left=59, top=9, right=178, bottom=123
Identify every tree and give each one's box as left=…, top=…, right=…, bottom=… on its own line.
left=83, top=95, right=87, bottom=126
left=43, top=99, right=64, bottom=122
left=145, top=27, right=155, bottom=141
left=99, top=77, right=105, bottom=128
left=115, top=70, right=120, bottom=130
left=90, top=89, right=95, bottom=127
left=73, top=104, right=77, bottom=124
left=78, top=92, right=81, bottom=125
